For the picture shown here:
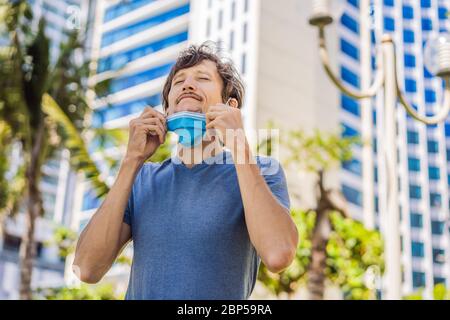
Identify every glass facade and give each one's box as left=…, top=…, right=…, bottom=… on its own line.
left=98, top=31, right=188, bottom=73
left=101, top=4, right=190, bottom=47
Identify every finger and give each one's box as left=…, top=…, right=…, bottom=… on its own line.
left=205, top=111, right=221, bottom=122
left=137, top=123, right=164, bottom=144
left=140, top=107, right=166, bottom=124
left=135, top=118, right=167, bottom=134
left=206, top=119, right=219, bottom=130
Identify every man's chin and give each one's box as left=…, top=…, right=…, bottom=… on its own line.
left=174, top=106, right=204, bottom=114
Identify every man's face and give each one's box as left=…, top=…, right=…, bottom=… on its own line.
left=166, top=60, right=224, bottom=116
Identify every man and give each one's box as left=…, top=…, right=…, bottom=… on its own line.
left=73, top=44, right=298, bottom=300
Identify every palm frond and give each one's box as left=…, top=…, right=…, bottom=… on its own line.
left=42, top=93, right=109, bottom=198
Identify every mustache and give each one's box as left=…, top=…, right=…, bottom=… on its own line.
left=176, top=92, right=203, bottom=104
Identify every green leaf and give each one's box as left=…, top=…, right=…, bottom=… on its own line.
left=42, top=93, right=109, bottom=198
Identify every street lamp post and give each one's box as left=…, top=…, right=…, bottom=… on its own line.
left=308, top=0, right=450, bottom=300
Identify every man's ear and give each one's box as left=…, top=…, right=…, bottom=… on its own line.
left=227, top=98, right=238, bottom=108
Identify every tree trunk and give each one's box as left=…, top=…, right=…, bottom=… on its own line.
left=307, top=208, right=330, bottom=300
left=307, top=170, right=332, bottom=300
left=19, top=123, right=44, bottom=300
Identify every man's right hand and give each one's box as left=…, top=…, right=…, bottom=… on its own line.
left=125, top=107, right=167, bottom=165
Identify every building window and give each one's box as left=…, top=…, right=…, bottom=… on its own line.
left=430, top=193, right=442, bottom=207
left=342, top=158, right=362, bottom=176
left=241, top=53, right=246, bottom=75
left=231, top=1, right=236, bottom=21
left=409, top=185, right=422, bottom=199
left=243, top=23, right=248, bottom=43
left=433, top=248, right=445, bottom=264
left=341, top=123, right=359, bottom=138
left=218, top=10, right=223, bottom=29
left=206, top=18, right=211, bottom=37
left=412, top=271, right=426, bottom=288
left=428, top=166, right=440, bottom=180
left=434, top=277, right=446, bottom=285
left=342, top=184, right=362, bottom=206
left=341, top=95, right=360, bottom=116
left=229, top=30, right=234, bottom=50
left=101, top=4, right=190, bottom=47
left=403, top=30, right=415, bottom=43
left=421, top=18, right=433, bottom=31
left=408, top=157, right=420, bottom=172
left=103, top=0, right=154, bottom=22
left=341, top=66, right=360, bottom=88
left=405, top=79, right=417, bottom=92
left=411, top=241, right=425, bottom=257
left=374, top=166, right=378, bottom=183
left=97, top=31, right=189, bottom=73
left=3, top=233, right=21, bottom=252
left=438, top=7, right=448, bottom=20
left=340, top=38, right=359, bottom=60
left=82, top=189, right=102, bottom=211
left=410, top=213, right=423, bottom=228
left=341, top=13, right=359, bottom=34
left=407, top=130, right=419, bottom=144
left=244, top=0, right=249, bottom=13
left=93, top=95, right=161, bottom=127
left=348, top=0, right=358, bottom=8
left=431, top=220, right=444, bottom=235
left=384, top=16, right=395, bottom=31
left=404, top=54, right=416, bottom=67
left=106, top=63, right=174, bottom=95
left=427, top=140, right=439, bottom=153
left=402, top=6, right=414, bottom=19
left=421, top=0, right=431, bottom=8
left=425, top=90, right=436, bottom=103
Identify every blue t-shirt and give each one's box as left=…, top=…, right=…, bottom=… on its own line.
left=123, top=150, right=290, bottom=300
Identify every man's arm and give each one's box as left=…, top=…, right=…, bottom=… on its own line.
left=232, top=138, right=298, bottom=274
left=206, top=103, right=298, bottom=273
left=72, top=158, right=139, bottom=283
left=72, top=107, right=166, bottom=283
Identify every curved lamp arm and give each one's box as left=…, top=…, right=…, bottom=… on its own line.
left=397, top=79, right=450, bottom=125
left=318, top=27, right=385, bottom=99
left=387, top=38, right=450, bottom=125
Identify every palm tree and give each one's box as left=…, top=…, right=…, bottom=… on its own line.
left=0, top=1, right=125, bottom=299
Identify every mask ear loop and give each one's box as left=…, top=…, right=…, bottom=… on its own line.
left=225, top=97, right=232, bottom=107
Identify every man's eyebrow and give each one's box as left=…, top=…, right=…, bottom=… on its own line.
left=172, top=71, right=186, bottom=82
left=197, top=70, right=211, bottom=77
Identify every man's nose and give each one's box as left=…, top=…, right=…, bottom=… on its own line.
left=181, top=76, right=197, bottom=91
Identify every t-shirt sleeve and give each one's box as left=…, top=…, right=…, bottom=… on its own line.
left=257, top=156, right=291, bottom=211
left=123, top=196, right=132, bottom=226
left=123, top=176, right=137, bottom=227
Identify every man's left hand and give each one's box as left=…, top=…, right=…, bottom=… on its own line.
left=205, top=104, right=245, bottom=149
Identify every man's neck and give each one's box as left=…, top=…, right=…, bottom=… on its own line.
left=176, top=140, right=224, bottom=168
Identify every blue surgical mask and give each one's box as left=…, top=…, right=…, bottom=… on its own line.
left=166, top=111, right=206, bottom=147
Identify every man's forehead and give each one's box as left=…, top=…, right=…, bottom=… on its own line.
left=173, top=60, right=219, bottom=78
